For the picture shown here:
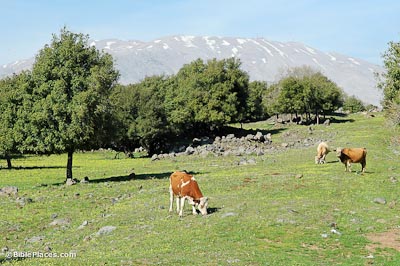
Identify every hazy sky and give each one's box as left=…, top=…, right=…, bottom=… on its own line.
left=1, top=0, right=399, bottom=66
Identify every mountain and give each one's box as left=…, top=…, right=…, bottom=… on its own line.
left=0, top=35, right=384, bottom=106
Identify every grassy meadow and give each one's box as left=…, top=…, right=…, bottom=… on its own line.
left=0, top=112, right=399, bottom=265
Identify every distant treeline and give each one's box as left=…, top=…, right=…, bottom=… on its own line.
left=0, top=28, right=371, bottom=179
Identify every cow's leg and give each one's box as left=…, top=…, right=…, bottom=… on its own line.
left=192, top=205, right=198, bottom=215
left=321, top=154, right=326, bottom=164
left=179, top=197, right=185, bottom=217
left=361, top=159, right=366, bottom=173
left=176, top=197, right=180, bottom=214
left=169, top=185, right=174, bottom=213
left=347, top=161, right=352, bottom=172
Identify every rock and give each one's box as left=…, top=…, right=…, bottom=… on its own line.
left=373, top=197, right=387, bottom=205
left=0, top=186, right=18, bottom=196
left=330, top=229, right=342, bottom=235
left=26, top=236, right=44, bottom=243
left=16, top=197, right=33, bottom=206
left=245, top=134, right=254, bottom=141
left=49, top=218, right=71, bottom=226
left=80, top=176, right=90, bottom=183
left=254, top=131, right=265, bottom=142
left=281, top=143, right=289, bottom=148
left=96, top=226, right=117, bottom=236
left=185, top=146, right=195, bottom=155
left=323, top=119, right=331, bottom=126
left=151, top=154, right=159, bottom=161
left=83, top=235, right=92, bottom=242
left=295, top=174, right=303, bottom=179
left=226, top=134, right=235, bottom=139
left=77, top=220, right=89, bottom=230
left=65, top=178, right=77, bottom=186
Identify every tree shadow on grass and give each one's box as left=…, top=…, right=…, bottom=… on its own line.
left=50, top=170, right=207, bottom=186
left=90, top=172, right=172, bottom=183
left=90, top=170, right=207, bottom=183
left=3, top=165, right=67, bottom=170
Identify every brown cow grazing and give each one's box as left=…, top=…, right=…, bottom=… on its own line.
left=335, top=147, right=367, bottom=173
left=315, top=142, right=331, bottom=164
left=169, top=171, right=208, bottom=217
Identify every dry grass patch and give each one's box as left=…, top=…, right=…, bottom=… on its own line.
left=366, top=228, right=400, bottom=252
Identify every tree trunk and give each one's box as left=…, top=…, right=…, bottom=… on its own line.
left=66, top=150, right=73, bottom=180
left=6, top=155, right=12, bottom=169
left=316, top=109, right=320, bottom=125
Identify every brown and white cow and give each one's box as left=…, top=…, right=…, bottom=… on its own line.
left=335, top=147, right=367, bottom=173
left=315, top=142, right=331, bottom=164
left=169, top=171, right=208, bottom=217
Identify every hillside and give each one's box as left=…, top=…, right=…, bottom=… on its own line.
left=0, top=112, right=399, bottom=265
left=1, top=36, right=384, bottom=106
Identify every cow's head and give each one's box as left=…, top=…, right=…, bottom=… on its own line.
left=198, top=197, right=208, bottom=215
left=334, top=147, right=342, bottom=157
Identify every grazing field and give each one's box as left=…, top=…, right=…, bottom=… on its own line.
left=0, top=113, right=399, bottom=265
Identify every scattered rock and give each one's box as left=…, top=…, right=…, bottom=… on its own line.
left=16, top=197, right=33, bottom=206
left=373, top=197, right=387, bottom=205
left=26, top=236, right=44, bottom=243
left=65, top=178, right=78, bottom=186
left=77, top=221, right=89, bottom=230
left=150, top=154, right=159, bottom=161
left=80, top=176, right=90, bottom=183
left=330, top=229, right=342, bottom=235
left=295, top=174, right=303, bottom=179
left=185, top=146, right=195, bottom=155
left=49, top=218, right=71, bottom=226
left=0, top=186, right=18, bottom=197
left=83, top=235, right=92, bottom=242
left=96, top=226, right=117, bottom=236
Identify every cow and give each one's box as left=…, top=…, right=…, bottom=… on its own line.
left=315, top=142, right=331, bottom=164
left=169, top=171, right=208, bottom=217
left=335, top=147, right=367, bottom=173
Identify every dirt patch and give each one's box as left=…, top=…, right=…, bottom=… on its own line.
left=366, top=229, right=400, bottom=252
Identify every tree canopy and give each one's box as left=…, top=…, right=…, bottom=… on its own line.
left=264, top=67, right=344, bottom=123
left=378, top=40, right=400, bottom=125
left=22, top=28, right=119, bottom=179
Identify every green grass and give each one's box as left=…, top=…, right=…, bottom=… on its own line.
left=0, top=113, right=399, bottom=265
